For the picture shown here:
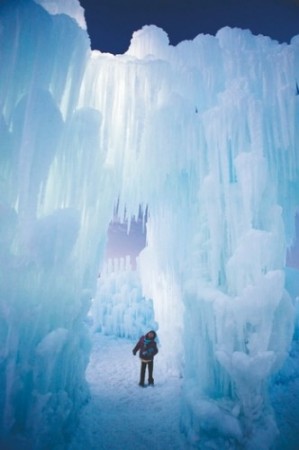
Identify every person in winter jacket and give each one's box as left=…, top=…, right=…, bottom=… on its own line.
left=132, top=330, right=158, bottom=387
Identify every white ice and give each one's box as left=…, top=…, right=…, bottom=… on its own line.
left=34, top=0, right=86, bottom=30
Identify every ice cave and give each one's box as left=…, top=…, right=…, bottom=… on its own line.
left=0, top=0, right=299, bottom=449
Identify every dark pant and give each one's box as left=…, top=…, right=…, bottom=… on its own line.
left=140, top=360, right=154, bottom=385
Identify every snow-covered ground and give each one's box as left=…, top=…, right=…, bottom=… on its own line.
left=67, top=331, right=299, bottom=450
left=68, top=333, right=189, bottom=450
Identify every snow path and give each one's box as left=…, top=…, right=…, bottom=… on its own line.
left=68, top=333, right=189, bottom=450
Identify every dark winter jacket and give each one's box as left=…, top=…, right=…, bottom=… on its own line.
left=133, top=331, right=158, bottom=362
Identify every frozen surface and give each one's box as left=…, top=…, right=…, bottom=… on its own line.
left=67, top=331, right=299, bottom=450
left=68, top=333, right=187, bottom=450
left=0, top=0, right=299, bottom=449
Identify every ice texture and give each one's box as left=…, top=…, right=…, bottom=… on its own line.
left=0, top=1, right=93, bottom=448
left=89, top=260, right=157, bottom=339
left=0, top=0, right=299, bottom=449
left=34, top=0, right=87, bottom=30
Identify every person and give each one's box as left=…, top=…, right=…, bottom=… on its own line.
left=132, top=330, right=158, bottom=387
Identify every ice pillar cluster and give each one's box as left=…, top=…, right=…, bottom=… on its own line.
left=121, top=26, right=299, bottom=448
left=0, top=1, right=114, bottom=448
left=0, top=0, right=299, bottom=448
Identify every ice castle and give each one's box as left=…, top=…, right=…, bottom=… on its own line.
left=0, top=0, right=298, bottom=448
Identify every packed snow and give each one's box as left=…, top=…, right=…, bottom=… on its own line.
left=68, top=333, right=187, bottom=450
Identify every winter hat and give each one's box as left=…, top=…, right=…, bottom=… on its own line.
left=146, top=330, right=156, bottom=339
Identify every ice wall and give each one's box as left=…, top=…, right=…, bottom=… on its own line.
left=0, top=1, right=115, bottom=448
left=136, top=30, right=299, bottom=448
left=1, top=1, right=299, bottom=449
left=90, top=260, right=157, bottom=339
left=138, top=30, right=298, bottom=448
left=78, top=25, right=299, bottom=448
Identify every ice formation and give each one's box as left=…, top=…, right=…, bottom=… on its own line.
left=0, top=0, right=299, bottom=449
left=89, top=261, right=157, bottom=339
left=34, top=0, right=86, bottom=30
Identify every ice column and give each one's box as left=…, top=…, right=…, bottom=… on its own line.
left=0, top=1, right=115, bottom=448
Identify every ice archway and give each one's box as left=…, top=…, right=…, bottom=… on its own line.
left=0, top=1, right=299, bottom=449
